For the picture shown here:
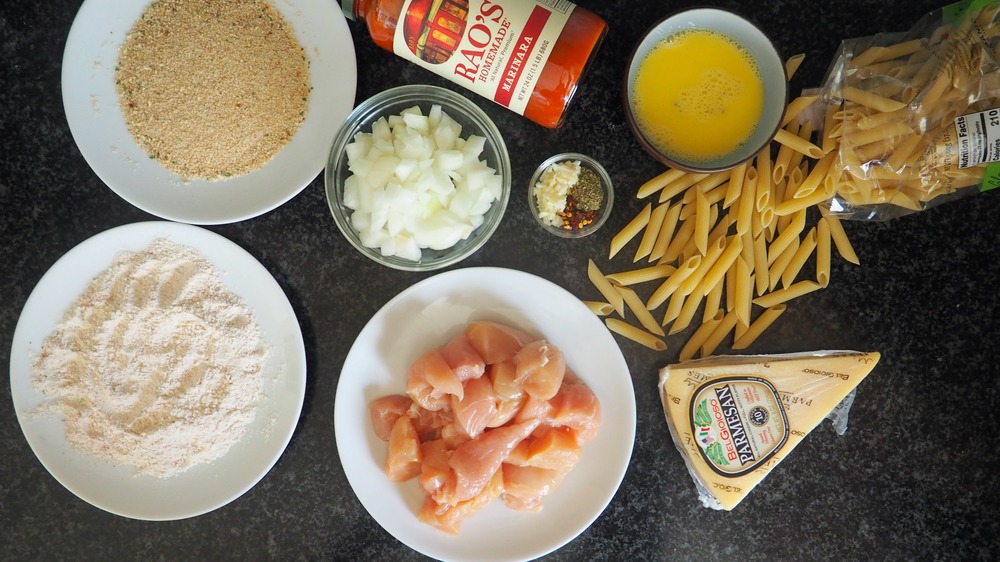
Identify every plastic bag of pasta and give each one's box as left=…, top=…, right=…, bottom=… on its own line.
left=819, top=0, right=1000, bottom=220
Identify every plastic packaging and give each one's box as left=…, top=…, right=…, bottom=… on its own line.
left=819, top=0, right=1000, bottom=220
left=342, top=0, right=607, bottom=128
left=658, top=350, right=881, bottom=510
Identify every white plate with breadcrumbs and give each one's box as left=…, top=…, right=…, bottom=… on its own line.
left=334, top=267, right=636, bottom=562
left=61, top=0, right=357, bottom=225
left=9, top=221, right=306, bottom=520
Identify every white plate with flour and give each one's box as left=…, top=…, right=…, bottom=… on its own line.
left=335, top=267, right=636, bottom=561
left=61, top=0, right=357, bottom=224
left=9, top=221, right=307, bottom=520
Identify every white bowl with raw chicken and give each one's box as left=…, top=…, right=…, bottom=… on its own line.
left=334, top=267, right=636, bottom=562
left=324, top=85, right=510, bottom=271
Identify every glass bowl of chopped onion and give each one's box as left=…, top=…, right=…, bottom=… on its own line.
left=528, top=153, right=614, bottom=238
left=325, top=84, right=511, bottom=271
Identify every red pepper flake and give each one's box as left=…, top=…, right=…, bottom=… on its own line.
left=558, top=195, right=598, bottom=230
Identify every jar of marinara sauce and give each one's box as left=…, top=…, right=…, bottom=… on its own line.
left=341, top=0, right=608, bottom=128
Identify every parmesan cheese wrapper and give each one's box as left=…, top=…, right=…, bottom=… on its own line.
left=658, top=350, right=880, bottom=510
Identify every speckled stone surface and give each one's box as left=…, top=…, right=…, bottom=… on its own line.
left=2, top=1, right=999, bottom=560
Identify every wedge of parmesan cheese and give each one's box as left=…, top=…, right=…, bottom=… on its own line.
left=658, top=350, right=881, bottom=510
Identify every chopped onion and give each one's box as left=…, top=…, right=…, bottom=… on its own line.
left=342, top=105, right=502, bottom=261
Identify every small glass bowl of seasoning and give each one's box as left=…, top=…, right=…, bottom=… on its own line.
left=528, top=153, right=613, bottom=238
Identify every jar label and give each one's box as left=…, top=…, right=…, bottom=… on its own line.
left=689, top=376, right=789, bottom=477
left=392, top=0, right=574, bottom=115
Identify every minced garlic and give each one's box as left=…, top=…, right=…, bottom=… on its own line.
left=533, top=160, right=581, bottom=227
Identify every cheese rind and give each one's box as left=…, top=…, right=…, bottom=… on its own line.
left=659, top=350, right=881, bottom=510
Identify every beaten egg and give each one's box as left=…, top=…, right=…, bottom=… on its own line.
left=631, top=29, right=765, bottom=166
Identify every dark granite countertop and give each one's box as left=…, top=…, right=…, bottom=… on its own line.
left=2, top=0, right=999, bottom=560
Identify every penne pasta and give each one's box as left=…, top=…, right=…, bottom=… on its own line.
left=701, top=310, right=739, bottom=357
left=637, top=168, right=685, bottom=199
left=699, top=235, right=743, bottom=297
left=753, top=280, right=823, bottom=308
left=767, top=209, right=806, bottom=265
left=785, top=52, right=806, bottom=80
left=725, top=262, right=736, bottom=313
left=605, top=318, right=667, bottom=351
left=825, top=216, right=860, bottom=265
left=772, top=121, right=798, bottom=184
left=755, top=150, right=772, bottom=212
left=660, top=213, right=696, bottom=264
left=679, top=311, right=723, bottom=361
left=634, top=202, right=668, bottom=262
left=781, top=94, right=819, bottom=127
left=780, top=227, right=818, bottom=288
left=735, top=166, right=758, bottom=235
left=662, top=289, right=686, bottom=327
left=694, top=188, right=710, bottom=256
left=821, top=103, right=839, bottom=154
left=649, top=203, right=682, bottom=262
left=732, top=305, right=787, bottom=349
left=679, top=236, right=727, bottom=296
left=588, top=259, right=625, bottom=317
left=616, top=285, right=666, bottom=337
left=753, top=232, right=769, bottom=296
left=792, top=151, right=836, bottom=199
left=725, top=163, right=748, bottom=208
left=773, top=128, right=824, bottom=159
left=659, top=172, right=709, bottom=203
left=609, top=203, right=651, bottom=259
left=703, top=274, right=725, bottom=323
left=670, top=285, right=706, bottom=335
left=777, top=182, right=834, bottom=217
left=839, top=86, right=907, bottom=112
left=768, top=235, right=800, bottom=292
left=607, top=263, right=677, bottom=286
left=789, top=121, right=813, bottom=172
left=648, top=254, right=701, bottom=309
left=735, top=256, right=753, bottom=327
left=583, top=300, right=614, bottom=316
left=816, top=218, right=832, bottom=287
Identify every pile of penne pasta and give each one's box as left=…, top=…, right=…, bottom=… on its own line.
left=585, top=54, right=864, bottom=359
left=823, top=1, right=1000, bottom=216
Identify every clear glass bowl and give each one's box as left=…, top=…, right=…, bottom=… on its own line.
left=324, top=84, right=511, bottom=271
left=528, top=153, right=614, bottom=238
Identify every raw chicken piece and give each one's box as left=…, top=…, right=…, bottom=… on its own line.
left=465, top=321, right=532, bottom=365
left=449, top=418, right=541, bottom=501
left=501, top=463, right=571, bottom=512
left=440, top=420, right=472, bottom=450
left=518, top=425, right=582, bottom=470
left=450, top=376, right=498, bottom=439
left=386, top=415, right=423, bottom=482
left=420, top=439, right=455, bottom=499
left=514, top=394, right=556, bottom=424
left=419, top=469, right=504, bottom=534
left=488, top=393, right=526, bottom=428
left=369, top=394, right=412, bottom=441
left=514, top=340, right=566, bottom=400
left=407, top=348, right=461, bottom=410
left=550, top=380, right=602, bottom=444
left=487, top=360, right=523, bottom=400
left=408, top=403, right=453, bottom=442
left=440, top=333, right=486, bottom=381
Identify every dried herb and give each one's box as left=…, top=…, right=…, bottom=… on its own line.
left=571, top=167, right=604, bottom=211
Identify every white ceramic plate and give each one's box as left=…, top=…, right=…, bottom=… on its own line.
left=61, top=0, right=357, bottom=224
left=9, top=222, right=307, bottom=520
left=335, top=267, right=636, bottom=562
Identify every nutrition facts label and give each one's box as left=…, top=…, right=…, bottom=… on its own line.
left=955, top=108, right=1000, bottom=168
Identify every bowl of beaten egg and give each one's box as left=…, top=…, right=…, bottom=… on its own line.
left=325, top=85, right=511, bottom=272
left=624, top=8, right=787, bottom=173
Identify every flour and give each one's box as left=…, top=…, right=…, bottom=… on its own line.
left=31, top=238, right=268, bottom=478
